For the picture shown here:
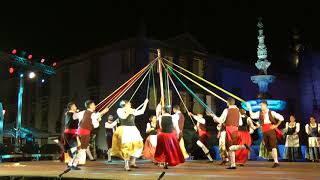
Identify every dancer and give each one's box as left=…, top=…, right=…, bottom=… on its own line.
left=75, top=100, right=109, bottom=165
left=143, top=115, right=158, bottom=162
left=172, top=105, right=189, bottom=159
left=105, top=115, right=118, bottom=162
left=305, top=116, right=320, bottom=162
left=189, top=112, right=214, bottom=162
left=235, top=109, right=259, bottom=166
left=209, top=98, right=249, bottom=169
left=247, top=101, right=284, bottom=168
left=155, top=106, right=185, bottom=169
left=217, top=123, right=229, bottom=165
left=63, top=102, right=80, bottom=170
left=111, top=99, right=149, bottom=171
left=283, top=115, right=302, bottom=162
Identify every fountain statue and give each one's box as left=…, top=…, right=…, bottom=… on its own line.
left=241, top=18, right=286, bottom=111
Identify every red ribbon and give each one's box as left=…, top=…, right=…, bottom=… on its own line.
left=262, top=124, right=283, bottom=139
left=77, top=128, right=91, bottom=136
left=64, top=129, right=77, bottom=134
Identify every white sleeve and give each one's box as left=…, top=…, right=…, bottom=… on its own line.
left=172, top=117, right=180, bottom=136
left=158, top=118, right=162, bottom=129
left=133, top=102, right=148, bottom=116
left=213, top=109, right=228, bottom=124
left=250, top=111, right=260, bottom=120
left=283, top=122, right=288, bottom=133
left=156, top=103, right=162, bottom=119
left=295, top=123, right=300, bottom=133
left=238, top=112, right=243, bottom=126
left=305, top=124, right=310, bottom=135
left=73, top=111, right=84, bottom=121
left=146, top=123, right=151, bottom=133
left=117, top=108, right=127, bottom=119
left=105, top=121, right=117, bottom=128
left=91, top=113, right=100, bottom=128
left=192, top=115, right=205, bottom=124
left=271, top=111, right=284, bottom=121
left=318, top=124, right=320, bottom=133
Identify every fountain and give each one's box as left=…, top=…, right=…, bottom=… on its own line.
left=241, top=18, right=286, bottom=111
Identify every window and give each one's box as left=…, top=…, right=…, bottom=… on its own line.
left=121, top=48, right=135, bottom=73
left=179, top=91, right=191, bottom=113
left=192, top=57, right=204, bottom=77
left=192, top=93, right=205, bottom=114
left=179, top=56, right=188, bottom=69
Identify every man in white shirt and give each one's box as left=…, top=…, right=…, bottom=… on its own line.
left=75, top=100, right=109, bottom=165
left=209, top=98, right=249, bottom=169
left=105, top=115, right=118, bottom=162
left=247, top=101, right=284, bottom=168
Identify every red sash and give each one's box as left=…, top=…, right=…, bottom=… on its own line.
left=225, top=125, right=238, bottom=142
left=77, top=128, right=91, bottom=136
left=262, top=124, right=282, bottom=139
left=64, top=129, right=77, bottom=134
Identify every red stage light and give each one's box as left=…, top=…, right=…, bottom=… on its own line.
left=40, top=59, right=45, bottom=63
left=27, top=54, right=33, bottom=59
left=11, top=49, right=17, bottom=54
left=52, top=62, right=57, bottom=67
left=9, top=67, right=15, bottom=74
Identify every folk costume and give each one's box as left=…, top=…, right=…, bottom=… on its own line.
left=283, top=122, right=302, bottom=161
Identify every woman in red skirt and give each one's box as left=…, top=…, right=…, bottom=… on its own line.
left=155, top=107, right=185, bottom=169
left=235, top=109, right=259, bottom=165
left=143, top=115, right=158, bottom=161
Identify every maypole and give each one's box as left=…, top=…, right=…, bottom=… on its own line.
left=157, top=49, right=165, bottom=107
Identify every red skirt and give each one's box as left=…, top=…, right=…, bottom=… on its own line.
left=155, top=131, right=185, bottom=166
left=235, top=131, right=252, bottom=164
left=143, top=135, right=156, bottom=161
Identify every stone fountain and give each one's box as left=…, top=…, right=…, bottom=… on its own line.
left=241, top=18, right=286, bottom=111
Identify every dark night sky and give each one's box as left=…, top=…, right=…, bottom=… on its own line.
left=0, top=1, right=319, bottom=68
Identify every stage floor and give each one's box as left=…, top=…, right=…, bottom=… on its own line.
left=0, top=160, right=319, bottom=180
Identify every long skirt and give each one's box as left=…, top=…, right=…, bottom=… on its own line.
left=305, top=137, right=320, bottom=161
left=111, top=126, right=144, bottom=160
left=143, top=135, right=157, bottom=161
left=235, top=131, right=252, bottom=164
left=219, top=131, right=228, bottom=160
left=155, top=131, right=185, bottom=166
left=283, top=134, right=302, bottom=161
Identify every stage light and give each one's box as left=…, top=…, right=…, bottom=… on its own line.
left=11, top=49, right=17, bottom=55
left=28, top=72, right=36, bottom=79
left=52, top=62, right=57, bottom=67
left=2, top=110, right=5, bottom=115
left=41, top=79, right=45, bottom=83
left=27, top=54, right=33, bottom=60
left=40, top=58, right=45, bottom=63
left=9, top=67, right=15, bottom=74
left=20, top=73, right=24, bottom=78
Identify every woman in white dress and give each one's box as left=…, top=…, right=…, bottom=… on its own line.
left=305, top=116, right=320, bottom=162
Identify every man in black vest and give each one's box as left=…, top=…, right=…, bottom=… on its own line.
left=64, top=102, right=80, bottom=170
left=247, top=101, right=284, bottom=168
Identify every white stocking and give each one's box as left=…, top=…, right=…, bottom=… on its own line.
left=229, top=151, right=236, bottom=167
left=271, top=148, right=278, bottom=163
left=229, top=145, right=246, bottom=151
left=196, top=140, right=213, bottom=161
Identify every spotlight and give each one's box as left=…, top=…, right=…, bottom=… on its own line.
left=27, top=54, right=33, bottom=60
left=9, top=67, right=15, bottom=74
left=11, top=49, right=17, bottom=55
left=28, top=72, right=36, bottom=79
left=20, top=73, right=24, bottom=78
left=41, top=79, right=45, bottom=83
left=2, top=110, right=5, bottom=115
left=52, top=62, right=57, bottom=67
left=40, top=59, right=45, bottom=63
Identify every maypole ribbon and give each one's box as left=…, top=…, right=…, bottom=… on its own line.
left=163, top=58, right=245, bottom=102
left=107, top=60, right=157, bottom=109
left=167, top=63, right=228, bottom=104
left=166, top=65, right=213, bottom=114
left=162, top=63, right=197, bottom=127
left=96, top=58, right=157, bottom=111
left=129, top=67, right=152, bottom=102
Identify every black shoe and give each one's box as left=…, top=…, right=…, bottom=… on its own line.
left=226, top=166, right=236, bottom=169
left=70, top=166, right=81, bottom=170
left=238, top=164, right=244, bottom=167
left=219, top=160, right=227, bottom=165
left=272, top=163, right=280, bottom=168
left=90, top=159, right=96, bottom=161
left=164, top=164, right=168, bottom=169
left=244, top=144, right=251, bottom=151
left=130, top=165, right=139, bottom=168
